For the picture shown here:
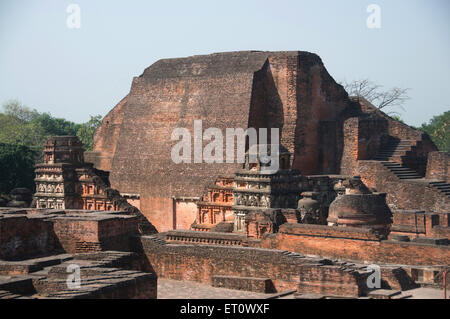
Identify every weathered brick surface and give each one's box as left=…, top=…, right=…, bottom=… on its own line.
left=138, top=236, right=368, bottom=297
left=296, top=265, right=364, bottom=297
left=0, top=208, right=139, bottom=259
left=87, top=51, right=443, bottom=235
left=0, top=251, right=157, bottom=299
left=165, top=230, right=245, bottom=246
left=85, top=95, right=128, bottom=171
left=426, top=151, right=450, bottom=182
left=0, top=210, right=57, bottom=260
left=358, top=160, right=450, bottom=213
left=90, top=51, right=359, bottom=231
left=262, top=223, right=450, bottom=266
left=211, top=275, right=274, bottom=293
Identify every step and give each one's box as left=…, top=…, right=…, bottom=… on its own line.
left=377, top=151, right=408, bottom=154
left=266, top=289, right=297, bottom=299
left=430, top=181, right=446, bottom=184
left=389, top=169, right=418, bottom=173
left=367, top=289, right=401, bottom=299
left=379, top=147, right=410, bottom=151
left=398, top=176, right=421, bottom=180
left=376, top=155, right=405, bottom=159
left=294, top=293, right=326, bottom=299
left=390, top=171, right=419, bottom=175
left=382, top=164, right=403, bottom=167
left=376, top=154, right=407, bottom=157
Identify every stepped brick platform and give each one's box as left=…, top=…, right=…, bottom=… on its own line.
left=0, top=208, right=157, bottom=299
left=260, top=222, right=450, bottom=266
left=0, top=208, right=139, bottom=260
left=0, top=251, right=156, bottom=299
left=358, top=161, right=450, bottom=214
left=136, top=234, right=443, bottom=298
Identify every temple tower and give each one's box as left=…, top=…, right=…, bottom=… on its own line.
left=34, top=136, right=84, bottom=209
left=232, top=144, right=302, bottom=232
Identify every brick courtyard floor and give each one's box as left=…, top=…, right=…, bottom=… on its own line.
left=157, top=278, right=271, bottom=299
left=157, top=278, right=446, bottom=299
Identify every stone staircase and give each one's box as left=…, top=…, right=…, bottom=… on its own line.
left=374, top=139, right=417, bottom=163
left=377, top=162, right=450, bottom=200
left=380, top=161, right=422, bottom=180
left=429, top=181, right=450, bottom=199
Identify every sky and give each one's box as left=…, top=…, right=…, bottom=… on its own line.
left=0, top=0, right=449, bottom=126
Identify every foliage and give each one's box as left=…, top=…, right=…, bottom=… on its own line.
left=76, top=115, right=102, bottom=151
left=0, top=143, right=37, bottom=194
left=420, top=111, right=450, bottom=152
left=0, top=99, right=102, bottom=194
left=0, top=99, right=101, bottom=152
left=391, top=115, right=404, bottom=123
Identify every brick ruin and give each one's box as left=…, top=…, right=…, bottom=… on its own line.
left=1, top=50, right=449, bottom=299
left=0, top=208, right=156, bottom=298
left=33, top=136, right=156, bottom=235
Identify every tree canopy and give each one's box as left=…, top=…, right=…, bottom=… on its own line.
left=420, top=110, right=450, bottom=152
left=0, top=143, right=37, bottom=195
left=0, top=99, right=101, bottom=152
left=0, top=100, right=102, bottom=194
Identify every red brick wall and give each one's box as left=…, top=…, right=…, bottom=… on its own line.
left=139, top=236, right=366, bottom=297
left=341, top=117, right=359, bottom=176
left=0, top=215, right=56, bottom=260
left=340, top=117, right=388, bottom=176
left=90, top=51, right=358, bottom=232
left=53, top=216, right=138, bottom=253
left=358, top=160, right=450, bottom=213
left=86, top=95, right=128, bottom=171
left=174, top=200, right=197, bottom=230
left=262, top=223, right=450, bottom=266
left=140, top=196, right=174, bottom=233
left=426, top=151, right=450, bottom=182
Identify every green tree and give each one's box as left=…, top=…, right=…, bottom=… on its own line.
left=420, top=111, right=450, bottom=152
left=0, top=100, right=103, bottom=194
left=0, top=100, right=87, bottom=152
left=76, top=115, right=102, bottom=151
left=3, top=99, right=39, bottom=122
left=30, top=112, right=81, bottom=137
left=0, top=143, right=37, bottom=194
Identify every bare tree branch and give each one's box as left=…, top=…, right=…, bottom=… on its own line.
left=340, top=79, right=410, bottom=111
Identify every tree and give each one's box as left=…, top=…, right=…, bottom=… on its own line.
left=76, top=115, right=102, bottom=151
left=30, top=112, right=81, bottom=137
left=0, top=143, right=37, bottom=194
left=2, top=99, right=39, bottom=122
left=0, top=100, right=87, bottom=151
left=0, top=100, right=103, bottom=194
left=341, top=79, right=410, bottom=114
left=420, top=111, right=450, bottom=152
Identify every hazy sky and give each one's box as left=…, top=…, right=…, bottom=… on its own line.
left=0, top=0, right=449, bottom=126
